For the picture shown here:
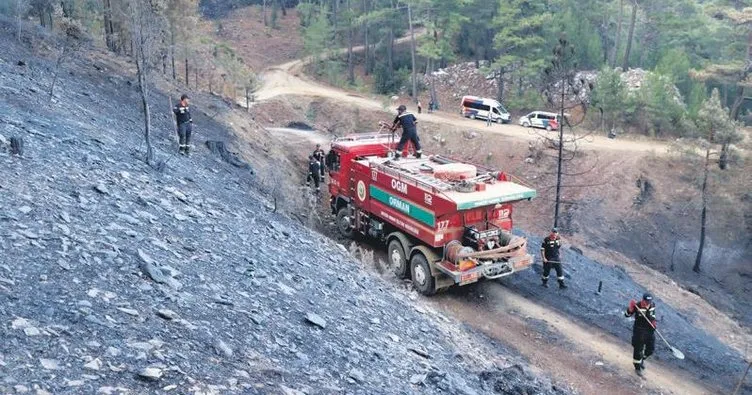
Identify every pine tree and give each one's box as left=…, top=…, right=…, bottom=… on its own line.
left=692, top=89, right=742, bottom=272
left=491, top=0, right=551, bottom=101
left=591, top=66, right=627, bottom=134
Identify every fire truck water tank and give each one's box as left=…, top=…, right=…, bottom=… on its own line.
left=433, top=163, right=477, bottom=181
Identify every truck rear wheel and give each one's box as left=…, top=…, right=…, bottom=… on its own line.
left=387, top=239, right=408, bottom=278
left=336, top=207, right=354, bottom=239
left=410, top=253, right=436, bottom=296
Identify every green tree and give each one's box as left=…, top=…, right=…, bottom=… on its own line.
left=637, top=72, right=686, bottom=136
left=691, top=6, right=752, bottom=120
left=655, top=47, right=691, bottom=95
left=302, top=6, right=332, bottom=59
left=591, top=66, right=627, bottom=134
left=455, top=0, right=497, bottom=65
left=492, top=0, right=551, bottom=102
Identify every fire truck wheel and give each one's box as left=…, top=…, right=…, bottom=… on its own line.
left=387, top=239, right=408, bottom=278
left=410, top=253, right=436, bottom=296
left=336, top=207, right=354, bottom=238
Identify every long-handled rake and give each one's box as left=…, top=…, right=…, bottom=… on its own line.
left=636, top=307, right=685, bottom=360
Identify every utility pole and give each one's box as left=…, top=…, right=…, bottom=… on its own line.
left=408, top=2, right=417, bottom=102
left=554, top=70, right=565, bottom=228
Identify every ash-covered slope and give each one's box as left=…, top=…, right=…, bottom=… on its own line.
left=0, top=22, right=567, bottom=395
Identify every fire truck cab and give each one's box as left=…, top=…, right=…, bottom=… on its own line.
left=327, top=132, right=536, bottom=295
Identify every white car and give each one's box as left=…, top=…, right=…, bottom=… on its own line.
left=519, top=111, right=564, bottom=131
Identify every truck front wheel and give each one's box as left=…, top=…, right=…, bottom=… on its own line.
left=410, top=253, right=436, bottom=296
left=336, top=207, right=354, bottom=238
left=387, top=239, right=408, bottom=278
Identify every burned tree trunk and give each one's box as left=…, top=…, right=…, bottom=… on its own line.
left=10, top=136, right=24, bottom=156
left=693, top=148, right=710, bottom=273
left=622, top=0, right=638, bottom=70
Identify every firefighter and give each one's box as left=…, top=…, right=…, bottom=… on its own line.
left=306, top=155, right=321, bottom=192
left=173, top=94, right=193, bottom=155
left=625, top=293, right=657, bottom=376
left=325, top=149, right=338, bottom=172
left=312, top=143, right=326, bottom=180
left=417, top=101, right=422, bottom=114
left=540, top=228, right=567, bottom=289
left=391, top=105, right=422, bottom=160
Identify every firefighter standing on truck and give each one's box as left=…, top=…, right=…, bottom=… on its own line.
left=540, top=228, right=567, bottom=289
left=312, top=144, right=326, bottom=180
left=306, top=155, right=321, bottom=192
left=391, top=105, right=422, bottom=159
left=625, top=293, right=657, bottom=376
left=173, top=94, right=193, bottom=155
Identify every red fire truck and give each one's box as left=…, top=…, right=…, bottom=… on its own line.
left=327, top=130, right=537, bottom=295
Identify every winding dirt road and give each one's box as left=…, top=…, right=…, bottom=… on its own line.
left=253, top=42, right=674, bottom=156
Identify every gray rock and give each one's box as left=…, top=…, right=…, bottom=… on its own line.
left=66, top=380, right=86, bottom=387
left=174, top=213, right=189, bottom=221
left=136, top=367, right=163, bottom=381
left=118, top=214, right=140, bottom=225
left=60, top=211, right=71, bottom=223
left=93, top=184, right=109, bottom=195
left=137, top=249, right=182, bottom=290
left=305, top=312, right=327, bottom=329
left=18, top=206, right=32, bottom=214
left=348, top=368, right=366, bottom=383
left=18, top=230, right=39, bottom=239
left=156, top=309, right=179, bottom=321
left=408, top=347, right=431, bottom=359
left=84, top=358, right=102, bottom=371
left=12, top=317, right=31, bottom=329
left=215, top=339, right=233, bottom=358
left=39, top=358, right=60, bottom=370
left=410, top=373, right=427, bottom=385
left=117, top=307, right=139, bottom=317
left=23, top=326, right=41, bottom=336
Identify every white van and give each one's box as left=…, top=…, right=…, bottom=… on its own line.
left=460, top=96, right=511, bottom=124
left=518, top=111, right=564, bottom=131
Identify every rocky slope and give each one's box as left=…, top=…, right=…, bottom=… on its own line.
left=0, top=20, right=567, bottom=395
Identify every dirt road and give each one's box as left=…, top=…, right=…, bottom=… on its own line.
left=253, top=44, right=674, bottom=156
left=431, top=284, right=714, bottom=395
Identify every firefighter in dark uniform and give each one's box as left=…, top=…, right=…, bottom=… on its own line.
left=173, top=94, right=193, bottom=155
left=325, top=149, right=339, bottom=172
left=625, top=293, right=657, bottom=376
left=391, top=105, right=422, bottom=159
left=312, top=144, right=326, bottom=180
left=540, top=228, right=567, bottom=289
left=306, top=155, right=321, bottom=192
